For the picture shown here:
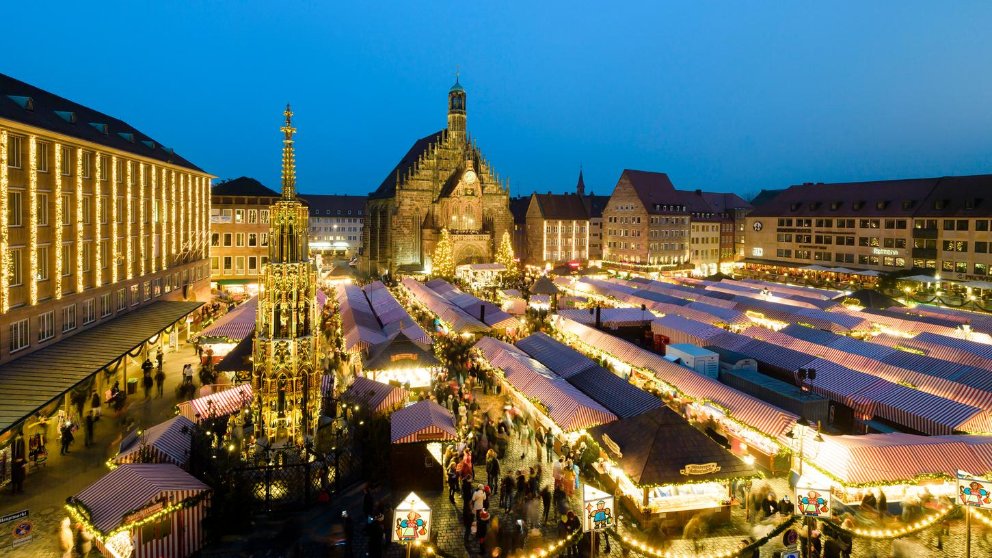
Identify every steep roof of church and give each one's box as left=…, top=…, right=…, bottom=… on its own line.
left=370, top=130, right=444, bottom=199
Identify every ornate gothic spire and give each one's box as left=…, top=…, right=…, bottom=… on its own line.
left=280, top=103, right=297, bottom=199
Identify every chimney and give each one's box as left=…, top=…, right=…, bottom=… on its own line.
left=595, top=306, right=601, bottom=329
left=480, top=304, right=486, bottom=323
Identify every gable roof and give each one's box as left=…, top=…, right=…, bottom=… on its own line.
left=212, top=177, right=280, bottom=198
left=0, top=72, right=204, bottom=172
left=370, top=130, right=444, bottom=199
left=750, top=189, right=785, bottom=207
left=510, top=196, right=530, bottom=224
left=699, top=191, right=752, bottom=213
left=614, top=169, right=684, bottom=214
left=583, top=195, right=610, bottom=219
left=534, top=192, right=589, bottom=220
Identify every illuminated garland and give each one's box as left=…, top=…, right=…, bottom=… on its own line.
left=972, top=506, right=992, bottom=529
left=821, top=505, right=952, bottom=540
left=179, top=173, right=185, bottom=253
left=28, top=136, right=38, bottom=305
left=94, top=153, right=102, bottom=287
left=75, top=147, right=83, bottom=293
left=170, top=170, right=176, bottom=257
left=159, top=166, right=168, bottom=271
left=150, top=165, right=157, bottom=273
left=65, top=490, right=209, bottom=541
left=0, top=130, right=8, bottom=312
left=111, top=154, right=118, bottom=285
left=139, top=163, right=145, bottom=276
left=618, top=516, right=795, bottom=558
left=54, top=142, right=63, bottom=299
left=124, top=157, right=132, bottom=280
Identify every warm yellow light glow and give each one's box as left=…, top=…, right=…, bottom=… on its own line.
left=170, top=169, right=177, bottom=258
left=0, top=130, right=8, bottom=312
left=75, top=147, right=83, bottom=293
left=111, top=154, right=119, bottom=285
left=125, top=157, right=133, bottom=280
left=28, top=136, right=38, bottom=305
left=54, top=142, right=63, bottom=299
left=94, top=154, right=102, bottom=288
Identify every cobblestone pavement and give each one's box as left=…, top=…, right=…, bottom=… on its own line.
left=0, top=339, right=210, bottom=558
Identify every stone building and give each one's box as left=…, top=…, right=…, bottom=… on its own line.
left=361, top=79, right=513, bottom=275
left=298, top=194, right=366, bottom=262
left=523, top=171, right=609, bottom=266
left=602, top=170, right=691, bottom=271
left=210, top=177, right=280, bottom=294
left=252, top=106, right=321, bottom=445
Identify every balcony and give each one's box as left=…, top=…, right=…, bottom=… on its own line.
left=911, top=228, right=938, bottom=239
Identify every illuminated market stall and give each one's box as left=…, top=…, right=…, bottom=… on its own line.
left=587, top=406, right=758, bottom=527
left=390, top=400, right=458, bottom=493
left=363, top=331, right=440, bottom=389
left=195, top=297, right=258, bottom=365
left=176, top=384, right=253, bottom=423
left=341, top=375, right=409, bottom=416
left=112, top=416, right=195, bottom=469
left=66, top=463, right=211, bottom=558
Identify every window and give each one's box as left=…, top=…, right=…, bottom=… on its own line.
left=976, top=241, right=988, bottom=254
left=37, top=193, right=48, bottom=226
left=38, top=312, right=55, bottom=341
left=976, top=263, right=989, bottom=276
left=100, top=240, right=109, bottom=269
left=143, top=281, right=151, bottom=301
left=223, top=256, right=232, bottom=273
left=248, top=233, right=257, bottom=247
left=82, top=242, right=92, bottom=272
left=82, top=152, right=92, bottom=178
left=60, top=146, right=71, bottom=176
left=235, top=256, right=245, bottom=274
left=37, top=245, right=48, bottom=281
left=260, top=209, right=269, bottom=224
left=82, top=196, right=92, bottom=224
left=10, top=319, right=29, bottom=352
left=248, top=209, right=258, bottom=224
left=977, top=220, right=990, bottom=232
left=116, top=288, right=126, bottom=311
left=82, top=299, right=95, bottom=325
left=223, top=233, right=232, bottom=247
left=261, top=233, right=268, bottom=247
left=7, top=135, right=23, bottom=168
left=99, top=196, right=108, bottom=224
left=956, top=261, right=968, bottom=273
left=944, top=220, right=955, bottom=231
left=248, top=256, right=258, bottom=274
left=210, top=256, right=219, bottom=270
left=36, top=141, right=49, bottom=172
left=115, top=159, right=124, bottom=183
left=99, top=155, right=109, bottom=181
left=61, top=194, right=71, bottom=225
left=61, top=245, right=71, bottom=276
left=9, top=248, right=23, bottom=286
left=235, top=233, right=245, bottom=247
left=9, top=191, right=23, bottom=227
left=100, top=293, right=112, bottom=317
left=62, top=304, right=76, bottom=332
left=235, top=209, right=244, bottom=223
left=129, top=199, right=136, bottom=223
left=130, top=284, right=139, bottom=306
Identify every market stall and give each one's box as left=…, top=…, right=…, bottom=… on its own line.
left=66, top=463, right=211, bottom=558
left=112, top=416, right=195, bottom=469
left=176, top=384, right=253, bottom=423
left=195, top=297, right=258, bottom=364
left=341, top=376, right=409, bottom=416
left=363, top=331, right=440, bottom=390
left=390, top=400, right=458, bottom=493
left=587, top=406, right=758, bottom=528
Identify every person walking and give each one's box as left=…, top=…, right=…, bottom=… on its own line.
left=541, top=485, right=553, bottom=524
left=156, top=347, right=164, bottom=371
left=182, top=363, right=194, bottom=385
left=142, top=373, right=154, bottom=400
left=154, top=367, right=166, bottom=398
left=142, top=358, right=154, bottom=376
left=11, top=457, right=25, bottom=493
left=60, top=423, right=74, bottom=455
left=84, top=413, right=95, bottom=447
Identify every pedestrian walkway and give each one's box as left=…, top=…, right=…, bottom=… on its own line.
left=0, top=340, right=207, bottom=558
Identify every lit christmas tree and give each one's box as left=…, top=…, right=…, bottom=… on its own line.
left=495, top=230, right=518, bottom=281
left=433, top=228, right=455, bottom=278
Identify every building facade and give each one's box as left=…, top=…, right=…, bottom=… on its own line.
left=602, top=170, right=690, bottom=271
left=362, top=79, right=513, bottom=275
left=0, top=73, right=211, bottom=364
left=509, top=196, right=530, bottom=265
left=299, top=194, right=365, bottom=262
left=744, top=175, right=992, bottom=279
left=522, top=172, right=609, bottom=266
left=252, top=106, right=321, bottom=444
left=210, top=177, right=280, bottom=293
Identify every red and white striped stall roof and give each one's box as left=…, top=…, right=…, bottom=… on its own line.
left=342, top=376, right=408, bottom=415
left=815, top=433, right=992, bottom=485
left=402, top=278, right=489, bottom=333
left=556, top=317, right=798, bottom=438
left=198, top=297, right=258, bottom=341
left=114, top=415, right=195, bottom=468
left=390, top=400, right=457, bottom=444
left=176, top=384, right=253, bottom=423
left=339, top=284, right=388, bottom=352
left=71, top=463, right=210, bottom=534
left=365, top=281, right=431, bottom=346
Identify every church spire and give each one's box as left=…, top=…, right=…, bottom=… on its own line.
left=280, top=103, right=297, bottom=200
left=576, top=166, right=586, bottom=197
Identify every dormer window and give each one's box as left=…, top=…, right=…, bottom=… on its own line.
left=852, top=201, right=865, bottom=210
left=55, top=110, right=77, bottom=123
left=790, top=203, right=801, bottom=211
left=117, top=132, right=135, bottom=143
left=141, top=140, right=156, bottom=150
left=934, top=199, right=947, bottom=210
left=89, top=122, right=109, bottom=134
left=7, top=96, right=34, bottom=110
left=830, top=201, right=842, bottom=211
left=809, top=202, right=821, bottom=210
left=876, top=201, right=889, bottom=210
left=902, top=200, right=915, bottom=210
left=966, top=198, right=982, bottom=209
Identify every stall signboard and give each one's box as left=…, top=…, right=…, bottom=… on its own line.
left=392, top=492, right=432, bottom=543
left=957, top=471, right=992, bottom=509
left=582, top=484, right=615, bottom=532
left=680, top=462, right=720, bottom=476
left=795, top=487, right=831, bottom=518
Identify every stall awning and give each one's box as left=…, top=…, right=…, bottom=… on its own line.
left=0, top=300, right=202, bottom=436
left=342, top=376, right=408, bottom=415
left=588, top=406, right=757, bottom=487
left=214, top=336, right=253, bottom=373
left=364, top=332, right=439, bottom=371
left=70, top=463, right=210, bottom=535
left=390, top=400, right=457, bottom=444
left=114, top=415, right=195, bottom=468
left=176, top=384, right=253, bottom=423
left=198, top=297, right=257, bottom=341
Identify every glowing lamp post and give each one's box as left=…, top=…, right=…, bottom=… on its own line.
left=392, top=491, right=432, bottom=558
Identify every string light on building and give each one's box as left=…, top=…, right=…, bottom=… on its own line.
left=94, top=154, right=102, bottom=287
left=111, top=154, right=119, bottom=285
left=75, top=147, right=83, bottom=293
left=28, top=135, right=38, bottom=305
left=53, top=141, right=63, bottom=299
left=0, top=130, right=9, bottom=312
left=139, top=163, right=146, bottom=276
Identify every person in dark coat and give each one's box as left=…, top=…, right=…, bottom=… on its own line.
left=778, top=494, right=793, bottom=515
left=877, top=490, right=887, bottom=518
left=541, top=485, right=553, bottom=523
left=154, top=368, right=166, bottom=398
left=761, top=494, right=778, bottom=517
left=860, top=491, right=877, bottom=514
left=365, top=514, right=383, bottom=558
left=60, top=424, right=74, bottom=455
left=11, top=457, right=25, bottom=493
left=84, top=414, right=95, bottom=447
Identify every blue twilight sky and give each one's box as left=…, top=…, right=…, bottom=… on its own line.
left=4, top=2, right=992, bottom=198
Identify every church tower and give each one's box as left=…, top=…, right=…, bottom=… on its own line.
left=252, top=105, right=321, bottom=445
left=447, top=75, right=466, bottom=143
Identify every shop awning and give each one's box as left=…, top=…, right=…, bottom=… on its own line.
left=69, top=463, right=210, bottom=535
left=176, top=384, right=253, bottom=423
left=198, top=297, right=257, bottom=342
left=0, top=300, right=202, bottom=437
left=364, top=332, right=439, bottom=371
left=588, top=407, right=757, bottom=487
left=390, top=400, right=457, bottom=444
left=401, top=278, right=489, bottom=334
left=114, top=415, right=195, bottom=468
left=342, top=376, right=408, bottom=415
left=214, top=336, right=253, bottom=373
